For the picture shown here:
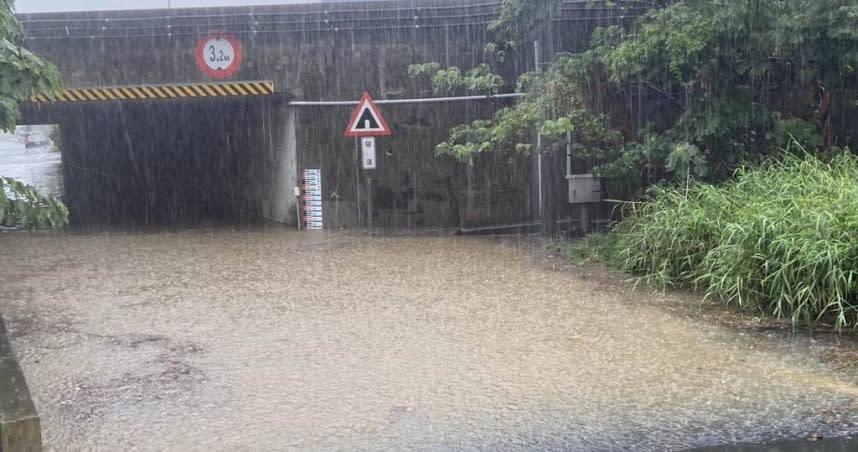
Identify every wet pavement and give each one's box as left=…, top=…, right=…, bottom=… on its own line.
left=0, top=137, right=63, bottom=200
left=2, top=229, right=858, bottom=451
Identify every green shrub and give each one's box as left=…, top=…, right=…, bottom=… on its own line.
left=0, top=176, right=69, bottom=230
left=773, top=119, right=824, bottom=154
left=607, top=151, right=858, bottom=329
left=546, top=233, right=614, bottom=265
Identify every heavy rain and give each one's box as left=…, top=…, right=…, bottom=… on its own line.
left=3, top=0, right=858, bottom=451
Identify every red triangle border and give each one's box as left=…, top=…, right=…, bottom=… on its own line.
left=344, top=92, right=392, bottom=137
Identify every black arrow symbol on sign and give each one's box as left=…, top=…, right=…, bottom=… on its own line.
left=355, top=108, right=380, bottom=129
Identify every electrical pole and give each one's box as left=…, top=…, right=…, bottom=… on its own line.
left=540, top=6, right=557, bottom=239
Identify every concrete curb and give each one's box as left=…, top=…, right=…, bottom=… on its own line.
left=0, top=316, right=41, bottom=452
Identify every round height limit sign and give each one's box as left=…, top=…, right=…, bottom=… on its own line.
left=196, top=34, right=242, bottom=79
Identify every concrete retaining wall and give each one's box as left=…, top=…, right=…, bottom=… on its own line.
left=0, top=316, right=41, bottom=452
left=16, top=1, right=642, bottom=229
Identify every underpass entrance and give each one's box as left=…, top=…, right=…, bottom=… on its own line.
left=20, top=81, right=296, bottom=228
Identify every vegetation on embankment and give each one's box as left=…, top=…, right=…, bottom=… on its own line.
left=410, top=0, right=858, bottom=201
left=0, top=1, right=67, bottom=230
left=1, top=177, right=68, bottom=230
left=552, top=152, right=858, bottom=331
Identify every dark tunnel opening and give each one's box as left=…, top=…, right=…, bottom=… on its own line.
left=20, top=94, right=295, bottom=228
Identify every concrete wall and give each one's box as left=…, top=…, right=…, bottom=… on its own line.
left=17, top=1, right=641, bottom=229
left=18, top=1, right=639, bottom=96
left=18, top=1, right=519, bottom=92
left=0, top=316, right=41, bottom=452
left=294, top=99, right=529, bottom=231
left=263, top=107, right=297, bottom=224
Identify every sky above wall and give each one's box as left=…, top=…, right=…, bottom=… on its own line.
left=16, top=1, right=314, bottom=13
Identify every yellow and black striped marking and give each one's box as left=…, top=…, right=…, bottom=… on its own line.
left=30, top=81, right=275, bottom=103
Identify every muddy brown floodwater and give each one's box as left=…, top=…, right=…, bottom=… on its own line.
left=2, top=229, right=858, bottom=451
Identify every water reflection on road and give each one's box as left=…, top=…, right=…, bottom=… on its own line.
left=0, top=136, right=63, bottom=199
left=1, top=230, right=858, bottom=451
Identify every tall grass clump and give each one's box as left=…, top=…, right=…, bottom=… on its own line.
left=609, top=152, right=858, bottom=330
left=546, top=233, right=615, bottom=264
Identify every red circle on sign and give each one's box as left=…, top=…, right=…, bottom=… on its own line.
left=195, top=34, right=242, bottom=79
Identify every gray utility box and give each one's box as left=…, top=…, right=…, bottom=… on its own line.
left=567, top=174, right=602, bottom=204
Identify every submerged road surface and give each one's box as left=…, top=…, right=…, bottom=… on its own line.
left=2, top=230, right=858, bottom=450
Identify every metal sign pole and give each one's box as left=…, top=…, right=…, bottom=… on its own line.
left=295, top=181, right=302, bottom=231
left=358, top=136, right=378, bottom=235
left=354, top=137, right=361, bottom=231
left=344, top=93, right=389, bottom=235
left=366, top=175, right=373, bottom=235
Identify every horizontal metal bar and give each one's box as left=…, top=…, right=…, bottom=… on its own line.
left=457, top=217, right=584, bottom=234
left=289, top=93, right=523, bottom=107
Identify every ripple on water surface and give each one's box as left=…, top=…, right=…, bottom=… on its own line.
left=1, top=230, right=857, bottom=451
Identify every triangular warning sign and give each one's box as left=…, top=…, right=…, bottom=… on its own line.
left=344, top=92, right=392, bottom=137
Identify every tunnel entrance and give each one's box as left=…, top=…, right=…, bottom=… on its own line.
left=20, top=84, right=295, bottom=228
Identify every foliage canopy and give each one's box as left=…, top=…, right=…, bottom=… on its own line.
left=0, top=0, right=61, bottom=131
left=410, top=0, right=858, bottom=195
left=0, top=0, right=67, bottom=229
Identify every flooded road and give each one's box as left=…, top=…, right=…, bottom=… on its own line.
left=2, top=230, right=858, bottom=450
left=0, top=135, right=63, bottom=199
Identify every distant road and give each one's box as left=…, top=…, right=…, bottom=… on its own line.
left=0, top=135, right=63, bottom=199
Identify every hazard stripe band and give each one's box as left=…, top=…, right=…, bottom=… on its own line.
left=29, top=81, right=275, bottom=103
